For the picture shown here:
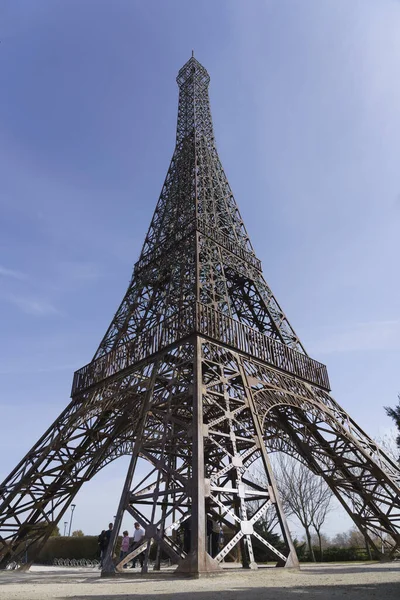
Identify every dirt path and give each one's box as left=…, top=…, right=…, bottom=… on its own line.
left=0, top=562, right=399, bottom=600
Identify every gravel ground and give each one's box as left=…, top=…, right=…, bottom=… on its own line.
left=0, top=562, right=399, bottom=600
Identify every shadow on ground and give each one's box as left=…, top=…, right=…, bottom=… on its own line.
left=54, top=583, right=400, bottom=600
left=0, top=570, right=97, bottom=586
left=301, top=564, right=400, bottom=575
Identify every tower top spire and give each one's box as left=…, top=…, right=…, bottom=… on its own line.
left=176, top=55, right=210, bottom=88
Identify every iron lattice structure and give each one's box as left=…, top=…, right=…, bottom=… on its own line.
left=1, top=57, right=399, bottom=575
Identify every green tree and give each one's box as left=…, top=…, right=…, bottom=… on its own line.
left=252, top=518, right=286, bottom=562
left=384, top=394, right=400, bottom=458
left=50, top=525, right=61, bottom=537
left=72, top=530, right=84, bottom=537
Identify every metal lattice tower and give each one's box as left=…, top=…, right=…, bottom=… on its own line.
left=1, top=56, right=399, bottom=576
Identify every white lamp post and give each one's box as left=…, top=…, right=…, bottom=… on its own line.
left=68, top=504, right=76, bottom=537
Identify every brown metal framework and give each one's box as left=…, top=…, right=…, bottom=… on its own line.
left=0, top=56, right=399, bottom=576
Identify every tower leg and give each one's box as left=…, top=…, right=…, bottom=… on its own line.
left=102, top=362, right=159, bottom=575
left=237, top=359, right=299, bottom=569
left=175, top=338, right=222, bottom=576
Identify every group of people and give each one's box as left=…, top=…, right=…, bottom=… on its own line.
left=98, top=521, right=145, bottom=568
left=98, top=512, right=224, bottom=569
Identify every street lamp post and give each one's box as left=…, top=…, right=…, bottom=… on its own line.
left=63, top=521, right=68, bottom=537
left=68, top=504, right=76, bottom=537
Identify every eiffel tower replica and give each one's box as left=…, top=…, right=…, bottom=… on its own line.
left=1, top=56, right=400, bottom=576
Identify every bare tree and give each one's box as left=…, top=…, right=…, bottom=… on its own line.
left=310, top=480, right=333, bottom=559
left=248, top=460, right=293, bottom=534
left=331, top=527, right=382, bottom=558
left=376, top=429, right=399, bottom=464
left=309, top=531, right=330, bottom=551
left=331, top=531, right=350, bottom=547
left=272, top=453, right=333, bottom=562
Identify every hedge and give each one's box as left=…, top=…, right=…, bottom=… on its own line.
left=30, top=536, right=122, bottom=565
left=310, top=546, right=371, bottom=562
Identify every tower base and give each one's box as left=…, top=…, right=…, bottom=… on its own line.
left=175, top=552, right=223, bottom=577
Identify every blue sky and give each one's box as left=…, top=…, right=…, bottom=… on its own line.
left=1, top=0, right=399, bottom=538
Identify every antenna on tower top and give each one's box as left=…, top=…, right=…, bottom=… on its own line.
left=192, top=49, right=194, bottom=58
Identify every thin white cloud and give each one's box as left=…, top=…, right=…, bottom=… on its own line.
left=58, top=261, right=102, bottom=282
left=309, top=320, right=400, bottom=355
left=0, top=265, right=27, bottom=280
left=5, top=294, right=62, bottom=317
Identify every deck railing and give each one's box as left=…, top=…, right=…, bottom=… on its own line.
left=71, top=302, right=329, bottom=396
left=71, top=305, right=195, bottom=396
left=196, top=303, right=330, bottom=390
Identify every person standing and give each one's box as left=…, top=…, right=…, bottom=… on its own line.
left=131, top=522, right=145, bottom=568
left=97, top=530, right=106, bottom=562
left=120, top=530, right=130, bottom=566
left=105, top=522, right=113, bottom=545
left=99, top=522, right=113, bottom=566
